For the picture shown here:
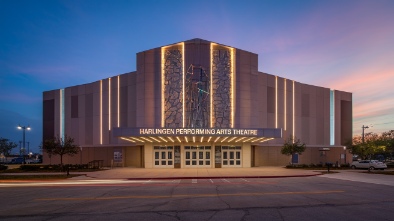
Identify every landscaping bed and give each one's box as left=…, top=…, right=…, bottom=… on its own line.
left=285, top=163, right=351, bottom=170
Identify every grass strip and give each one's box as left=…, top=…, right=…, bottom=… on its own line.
left=362, top=171, right=394, bottom=175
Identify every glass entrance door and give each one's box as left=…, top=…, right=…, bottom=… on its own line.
left=184, top=146, right=211, bottom=167
left=153, top=146, right=174, bottom=168
left=222, top=146, right=242, bottom=167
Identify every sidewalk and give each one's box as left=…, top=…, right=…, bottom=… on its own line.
left=321, top=170, right=394, bottom=186
left=73, top=167, right=321, bottom=180
left=1, top=167, right=321, bottom=180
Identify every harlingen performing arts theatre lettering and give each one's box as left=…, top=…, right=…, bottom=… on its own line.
left=43, top=38, right=353, bottom=168
left=139, top=128, right=258, bottom=136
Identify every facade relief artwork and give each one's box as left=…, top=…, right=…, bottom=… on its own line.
left=163, top=49, right=183, bottom=127
left=212, top=48, right=232, bottom=128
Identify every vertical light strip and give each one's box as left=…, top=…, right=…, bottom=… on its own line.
left=117, top=76, right=120, bottom=127
left=275, top=76, right=278, bottom=128
left=284, top=79, right=287, bottom=131
left=108, top=78, right=111, bottom=131
left=182, top=42, right=185, bottom=128
left=330, top=90, right=335, bottom=145
left=60, top=89, right=64, bottom=141
left=231, top=47, right=235, bottom=128
left=161, top=46, right=165, bottom=127
left=210, top=43, right=214, bottom=128
left=59, top=90, right=62, bottom=138
left=100, top=80, right=103, bottom=144
left=292, top=80, right=295, bottom=138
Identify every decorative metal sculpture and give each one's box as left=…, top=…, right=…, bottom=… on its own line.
left=185, top=65, right=210, bottom=128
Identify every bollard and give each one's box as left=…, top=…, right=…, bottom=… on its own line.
left=325, top=162, right=332, bottom=173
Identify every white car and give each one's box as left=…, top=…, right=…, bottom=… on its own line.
left=351, top=160, right=387, bottom=170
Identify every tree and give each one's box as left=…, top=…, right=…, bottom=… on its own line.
left=281, top=135, right=306, bottom=164
left=0, top=137, right=18, bottom=156
left=381, top=130, right=394, bottom=158
left=349, top=133, right=386, bottom=160
left=42, top=135, right=80, bottom=166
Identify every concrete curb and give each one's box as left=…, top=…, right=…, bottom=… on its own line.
left=130, top=174, right=321, bottom=180
left=82, top=174, right=322, bottom=180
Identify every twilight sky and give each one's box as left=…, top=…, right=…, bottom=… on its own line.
left=1, top=0, right=393, bottom=153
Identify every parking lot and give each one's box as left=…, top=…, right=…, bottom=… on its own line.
left=1, top=168, right=394, bottom=220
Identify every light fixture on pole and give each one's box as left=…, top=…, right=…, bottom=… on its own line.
left=17, top=125, right=31, bottom=156
left=361, top=125, right=371, bottom=143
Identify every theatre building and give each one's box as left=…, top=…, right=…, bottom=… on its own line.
left=42, top=38, right=353, bottom=168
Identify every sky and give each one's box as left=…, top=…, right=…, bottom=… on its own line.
left=1, top=0, right=393, bottom=154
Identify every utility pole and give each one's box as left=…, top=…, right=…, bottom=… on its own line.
left=362, top=125, right=369, bottom=143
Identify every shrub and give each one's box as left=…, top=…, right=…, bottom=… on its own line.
left=19, top=165, right=41, bottom=171
left=0, top=164, right=8, bottom=171
left=340, top=163, right=350, bottom=168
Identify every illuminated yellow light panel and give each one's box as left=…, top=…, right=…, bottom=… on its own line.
left=59, top=90, right=62, bottom=137
left=119, top=136, right=273, bottom=144
left=284, top=79, right=287, bottom=131
left=109, top=78, right=111, bottom=131
left=100, top=80, right=103, bottom=144
left=210, top=43, right=214, bottom=128
left=182, top=42, right=185, bottom=128
left=118, top=76, right=120, bottom=127
left=121, top=137, right=135, bottom=143
left=161, top=46, right=165, bottom=127
left=230, top=47, right=235, bottom=128
left=293, top=80, right=295, bottom=137
left=275, top=76, right=278, bottom=128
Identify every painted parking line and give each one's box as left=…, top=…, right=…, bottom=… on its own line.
left=0, top=178, right=279, bottom=187
left=0, top=179, right=177, bottom=187
left=36, top=190, right=345, bottom=201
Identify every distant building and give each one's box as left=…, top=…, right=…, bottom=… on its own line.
left=43, top=38, right=352, bottom=168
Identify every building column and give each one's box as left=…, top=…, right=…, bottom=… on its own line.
left=242, top=143, right=252, bottom=167
left=144, top=143, right=153, bottom=168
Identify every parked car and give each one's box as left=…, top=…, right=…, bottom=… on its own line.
left=351, top=160, right=387, bottom=170
left=9, top=157, right=25, bottom=164
left=25, top=159, right=42, bottom=164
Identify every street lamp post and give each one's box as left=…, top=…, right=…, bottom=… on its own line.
left=361, top=125, right=369, bottom=144
left=17, top=125, right=31, bottom=156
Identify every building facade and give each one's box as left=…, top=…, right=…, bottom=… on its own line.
left=43, top=38, right=353, bottom=168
